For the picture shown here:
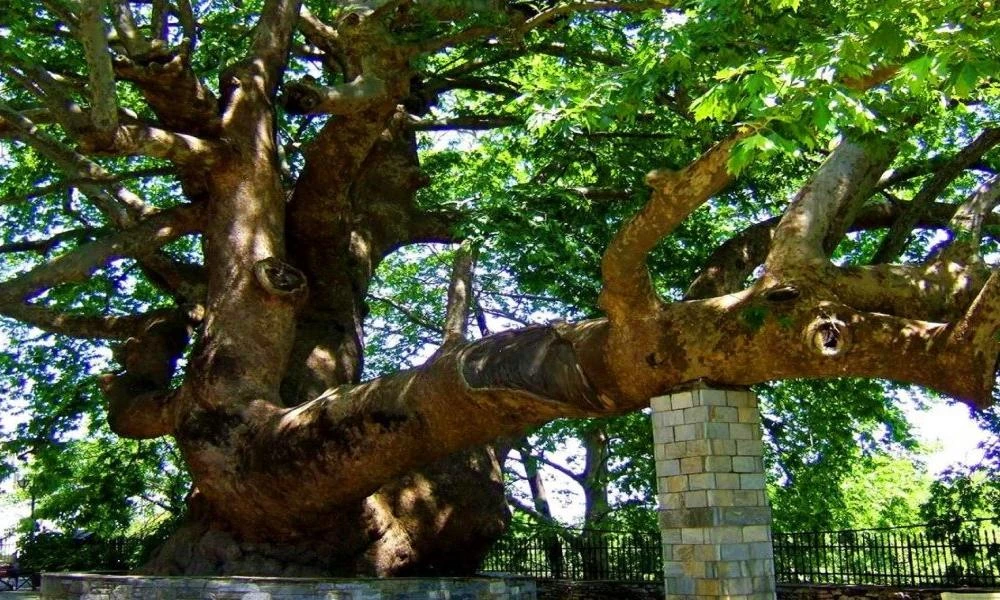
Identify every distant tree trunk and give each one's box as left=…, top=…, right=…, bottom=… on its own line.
left=578, top=426, right=611, bottom=579
left=520, top=448, right=566, bottom=578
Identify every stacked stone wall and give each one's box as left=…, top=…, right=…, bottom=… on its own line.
left=41, top=573, right=536, bottom=599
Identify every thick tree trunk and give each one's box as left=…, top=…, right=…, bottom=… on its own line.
left=143, top=447, right=509, bottom=576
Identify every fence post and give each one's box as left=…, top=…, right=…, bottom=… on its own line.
left=651, top=383, right=776, bottom=600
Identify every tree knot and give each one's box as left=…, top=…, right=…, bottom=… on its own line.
left=804, top=313, right=851, bottom=357
left=254, top=257, right=308, bottom=302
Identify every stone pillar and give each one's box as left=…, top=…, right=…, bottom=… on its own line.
left=651, top=384, right=776, bottom=600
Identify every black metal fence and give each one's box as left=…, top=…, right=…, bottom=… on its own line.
left=773, top=518, right=1000, bottom=587
left=482, top=518, right=1000, bottom=587
left=480, top=527, right=662, bottom=582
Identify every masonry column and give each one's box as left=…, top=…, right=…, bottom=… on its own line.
left=651, top=383, right=776, bottom=600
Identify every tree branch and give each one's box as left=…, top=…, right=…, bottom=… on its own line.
left=938, top=174, right=1000, bottom=263
left=0, top=204, right=202, bottom=304
left=407, top=115, right=522, bottom=131
left=110, top=0, right=154, bottom=57
left=600, top=133, right=742, bottom=320
left=0, top=167, right=174, bottom=208
left=764, top=139, right=890, bottom=272
left=0, top=228, right=105, bottom=255
left=443, top=240, right=478, bottom=345
left=687, top=198, right=1000, bottom=301
left=78, top=0, right=120, bottom=142
left=519, top=1, right=667, bottom=33
left=79, top=123, right=222, bottom=165
left=873, top=127, right=1000, bottom=264
left=247, top=0, right=302, bottom=97
left=283, top=75, right=387, bottom=115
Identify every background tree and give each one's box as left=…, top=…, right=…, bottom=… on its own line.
left=1, top=0, right=999, bottom=578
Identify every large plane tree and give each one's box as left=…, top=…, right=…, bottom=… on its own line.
left=1, top=0, right=998, bottom=577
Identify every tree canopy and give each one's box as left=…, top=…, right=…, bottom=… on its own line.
left=1, top=0, right=999, bottom=577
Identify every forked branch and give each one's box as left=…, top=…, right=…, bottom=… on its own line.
left=600, top=134, right=741, bottom=320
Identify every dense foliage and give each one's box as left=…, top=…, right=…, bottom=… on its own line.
left=0, top=0, right=998, bottom=576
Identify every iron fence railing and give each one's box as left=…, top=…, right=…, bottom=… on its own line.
left=481, top=518, right=1000, bottom=587
left=480, top=527, right=662, bottom=582
left=773, top=518, right=1000, bottom=587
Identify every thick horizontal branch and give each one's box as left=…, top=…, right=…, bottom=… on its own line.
left=80, top=124, right=222, bottom=165
left=181, top=271, right=1000, bottom=533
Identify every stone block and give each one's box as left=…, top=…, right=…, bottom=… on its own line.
left=660, top=527, right=683, bottom=544
left=726, top=390, right=757, bottom=407
left=664, top=576, right=695, bottom=595
left=651, top=395, right=673, bottom=412
left=740, top=473, right=766, bottom=490
left=737, top=439, right=764, bottom=456
left=666, top=475, right=689, bottom=493
left=660, top=507, right=716, bottom=528
left=672, top=543, right=695, bottom=561
left=738, top=407, right=761, bottom=424
left=688, top=473, right=716, bottom=490
left=683, top=490, right=708, bottom=508
left=653, top=424, right=675, bottom=444
left=709, top=439, right=737, bottom=455
left=706, top=526, right=744, bottom=544
left=732, top=456, right=758, bottom=473
left=742, top=525, right=771, bottom=542
left=676, top=392, right=697, bottom=410
left=716, top=560, right=752, bottom=578
left=657, top=459, right=681, bottom=477
left=730, top=423, right=757, bottom=440
left=704, top=456, right=732, bottom=472
left=695, top=578, right=721, bottom=596
left=709, top=406, right=739, bottom=422
left=663, top=561, right=686, bottom=577
left=722, top=577, right=754, bottom=595
left=718, top=506, right=771, bottom=526
left=680, top=456, right=704, bottom=474
left=661, top=410, right=685, bottom=426
left=721, top=543, right=751, bottom=561
left=693, top=544, right=721, bottom=561
left=659, top=441, right=688, bottom=459
left=749, top=541, right=774, bottom=559
left=707, top=489, right=735, bottom=506
left=675, top=424, right=698, bottom=441
left=686, top=439, right=711, bottom=456
left=684, top=405, right=710, bottom=424
left=704, top=422, right=731, bottom=439
left=734, top=489, right=767, bottom=506
left=715, top=473, right=741, bottom=490
left=681, top=528, right=704, bottom=544
left=658, top=492, right=684, bottom=510
left=698, top=388, right=729, bottom=406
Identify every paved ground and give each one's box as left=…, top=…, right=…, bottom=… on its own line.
left=1, top=592, right=40, bottom=600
